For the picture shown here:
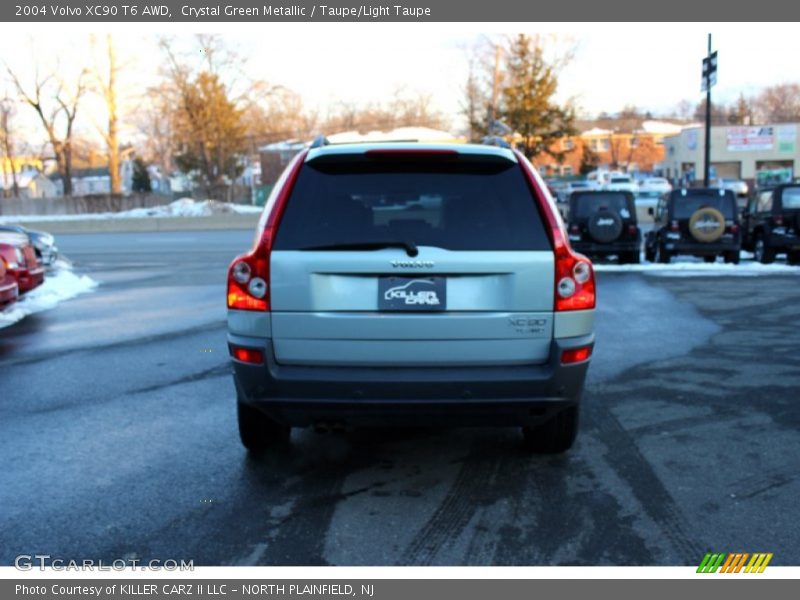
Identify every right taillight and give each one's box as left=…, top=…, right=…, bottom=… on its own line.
left=773, top=214, right=784, bottom=226
left=514, top=150, right=596, bottom=312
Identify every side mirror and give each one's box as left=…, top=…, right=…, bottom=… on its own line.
left=647, top=207, right=654, bottom=216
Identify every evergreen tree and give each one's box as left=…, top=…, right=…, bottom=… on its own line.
left=500, top=34, right=577, bottom=160
left=131, top=157, right=152, bottom=192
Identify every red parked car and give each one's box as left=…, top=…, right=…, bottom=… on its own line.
left=0, top=231, right=45, bottom=294
left=0, top=258, right=19, bottom=308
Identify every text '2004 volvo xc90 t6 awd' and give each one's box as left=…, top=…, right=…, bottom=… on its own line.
left=227, top=141, right=596, bottom=454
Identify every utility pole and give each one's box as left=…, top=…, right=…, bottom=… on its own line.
left=702, top=34, right=718, bottom=187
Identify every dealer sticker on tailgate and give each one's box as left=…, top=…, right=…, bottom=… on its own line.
left=378, top=276, right=447, bottom=311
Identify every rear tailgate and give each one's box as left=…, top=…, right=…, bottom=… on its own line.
left=269, top=150, right=555, bottom=367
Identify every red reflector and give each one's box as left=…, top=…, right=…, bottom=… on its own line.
left=561, top=346, right=592, bottom=365
left=230, top=345, right=264, bottom=365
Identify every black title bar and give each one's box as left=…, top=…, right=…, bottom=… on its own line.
left=3, top=0, right=799, bottom=22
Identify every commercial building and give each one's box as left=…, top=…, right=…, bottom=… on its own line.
left=662, top=123, right=799, bottom=186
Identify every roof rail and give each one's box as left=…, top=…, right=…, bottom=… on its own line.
left=309, top=135, right=330, bottom=149
left=481, top=136, right=511, bottom=149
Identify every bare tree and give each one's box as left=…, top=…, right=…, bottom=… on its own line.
left=0, top=95, right=19, bottom=198
left=754, top=83, right=800, bottom=124
left=136, top=86, right=176, bottom=175
left=6, top=55, right=87, bottom=196
left=92, top=34, right=123, bottom=194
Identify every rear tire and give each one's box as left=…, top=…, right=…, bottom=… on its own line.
left=237, top=401, right=291, bottom=452
left=522, top=406, right=579, bottom=454
left=724, top=251, right=741, bottom=264
left=788, top=251, right=800, bottom=266
left=754, top=235, right=776, bottom=264
left=703, top=255, right=717, bottom=263
left=655, top=243, right=671, bottom=264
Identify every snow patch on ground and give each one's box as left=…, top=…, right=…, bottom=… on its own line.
left=0, top=261, right=97, bottom=329
left=595, top=253, right=800, bottom=277
left=0, top=198, right=262, bottom=224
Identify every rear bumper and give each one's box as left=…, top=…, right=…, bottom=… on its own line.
left=663, top=239, right=740, bottom=255
left=229, top=333, right=593, bottom=427
left=767, top=231, right=800, bottom=250
left=12, top=267, right=45, bottom=293
left=571, top=239, right=640, bottom=255
left=0, top=277, right=18, bottom=307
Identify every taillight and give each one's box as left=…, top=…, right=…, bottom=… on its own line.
left=229, top=345, right=264, bottom=365
left=729, top=223, right=740, bottom=234
left=514, top=151, right=596, bottom=312
left=227, top=150, right=307, bottom=312
left=773, top=214, right=784, bottom=226
left=627, top=224, right=638, bottom=236
left=569, top=224, right=580, bottom=234
left=670, top=220, right=679, bottom=232
left=555, top=250, right=595, bottom=311
left=561, top=346, right=593, bottom=365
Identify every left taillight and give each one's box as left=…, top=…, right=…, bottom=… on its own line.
left=226, top=149, right=308, bottom=312
left=227, top=250, right=270, bottom=311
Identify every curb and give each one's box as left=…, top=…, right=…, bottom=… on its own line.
left=9, top=214, right=261, bottom=234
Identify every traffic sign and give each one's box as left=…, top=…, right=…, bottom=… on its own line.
left=702, top=50, right=718, bottom=91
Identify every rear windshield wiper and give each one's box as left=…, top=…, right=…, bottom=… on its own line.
left=298, top=240, right=419, bottom=257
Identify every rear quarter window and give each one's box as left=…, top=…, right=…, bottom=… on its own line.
left=273, top=154, right=552, bottom=251
left=781, top=187, right=800, bottom=209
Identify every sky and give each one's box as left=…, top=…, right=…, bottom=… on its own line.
left=1, top=23, right=797, bottom=145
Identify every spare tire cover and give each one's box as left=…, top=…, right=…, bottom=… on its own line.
left=588, top=210, right=623, bottom=243
left=688, top=207, right=725, bottom=243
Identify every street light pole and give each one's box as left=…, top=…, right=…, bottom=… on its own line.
left=703, top=34, right=712, bottom=187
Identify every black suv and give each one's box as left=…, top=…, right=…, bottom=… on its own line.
left=645, top=188, right=741, bottom=264
left=742, top=184, right=800, bottom=264
left=567, top=191, right=641, bottom=263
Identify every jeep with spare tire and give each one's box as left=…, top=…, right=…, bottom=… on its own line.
left=644, top=188, right=741, bottom=264
left=566, top=190, right=641, bottom=263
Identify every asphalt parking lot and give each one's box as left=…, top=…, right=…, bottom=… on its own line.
left=1, top=230, right=799, bottom=566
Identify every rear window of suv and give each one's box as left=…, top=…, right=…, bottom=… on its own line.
left=671, top=192, right=737, bottom=219
left=571, top=192, right=632, bottom=219
left=273, top=154, right=551, bottom=251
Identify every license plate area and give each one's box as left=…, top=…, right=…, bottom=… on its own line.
left=378, top=276, right=446, bottom=311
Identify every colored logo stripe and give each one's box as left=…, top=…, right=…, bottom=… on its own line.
left=697, top=553, right=725, bottom=573
left=745, top=553, right=773, bottom=573
left=697, top=552, right=773, bottom=573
